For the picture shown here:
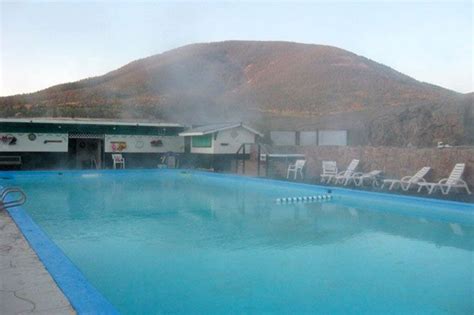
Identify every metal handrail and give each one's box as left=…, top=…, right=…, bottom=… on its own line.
left=234, top=143, right=272, bottom=176
left=0, top=187, right=27, bottom=209
left=235, top=143, right=255, bottom=174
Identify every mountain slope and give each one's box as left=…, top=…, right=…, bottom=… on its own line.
left=0, top=41, right=471, bottom=146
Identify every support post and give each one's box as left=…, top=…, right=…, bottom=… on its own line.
left=265, top=154, right=269, bottom=177
left=242, top=145, right=246, bottom=174
left=257, top=144, right=261, bottom=177
left=235, top=153, right=239, bottom=173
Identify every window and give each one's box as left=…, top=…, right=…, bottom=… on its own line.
left=192, top=134, right=212, bottom=147
left=299, top=131, right=318, bottom=145
left=270, top=131, right=296, bottom=145
left=318, top=130, right=347, bottom=146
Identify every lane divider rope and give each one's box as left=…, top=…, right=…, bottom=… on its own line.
left=276, top=194, right=332, bottom=204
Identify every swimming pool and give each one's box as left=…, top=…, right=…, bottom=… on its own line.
left=2, top=169, right=473, bottom=314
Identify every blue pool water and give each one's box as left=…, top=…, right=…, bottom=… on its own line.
left=3, top=170, right=474, bottom=314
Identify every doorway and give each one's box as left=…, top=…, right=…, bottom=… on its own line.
left=68, top=136, right=104, bottom=169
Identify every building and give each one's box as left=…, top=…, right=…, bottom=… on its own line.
left=179, top=123, right=263, bottom=154
left=178, top=123, right=263, bottom=170
left=270, top=130, right=350, bottom=146
left=0, top=118, right=185, bottom=169
left=0, top=119, right=265, bottom=171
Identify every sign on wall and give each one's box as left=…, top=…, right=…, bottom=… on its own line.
left=104, top=135, right=184, bottom=153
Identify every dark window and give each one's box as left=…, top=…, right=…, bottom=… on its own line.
left=192, top=135, right=212, bottom=148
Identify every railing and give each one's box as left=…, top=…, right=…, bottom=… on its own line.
left=234, top=143, right=272, bottom=176
left=91, top=158, right=98, bottom=169
left=0, top=187, right=27, bottom=209
left=0, top=155, right=22, bottom=166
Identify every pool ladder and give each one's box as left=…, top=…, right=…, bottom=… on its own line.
left=1, top=187, right=27, bottom=210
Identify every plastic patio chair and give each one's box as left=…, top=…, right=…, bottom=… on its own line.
left=382, top=167, right=430, bottom=191
left=417, top=163, right=471, bottom=195
left=112, top=154, right=125, bottom=169
left=333, top=159, right=360, bottom=185
left=320, top=161, right=338, bottom=183
left=352, top=170, right=383, bottom=187
left=287, top=159, right=306, bottom=180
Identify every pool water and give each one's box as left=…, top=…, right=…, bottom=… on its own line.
left=6, top=170, right=474, bottom=314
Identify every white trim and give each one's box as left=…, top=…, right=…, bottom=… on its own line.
left=179, top=123, right=263, bottom=137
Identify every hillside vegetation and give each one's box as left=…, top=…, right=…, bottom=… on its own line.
left=1, top=41, right=472, bottom=147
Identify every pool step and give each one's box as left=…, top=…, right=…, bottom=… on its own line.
left=276, top=194, right=332, bottom=204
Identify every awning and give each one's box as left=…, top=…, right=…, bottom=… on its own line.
left=68, top=133, right=105, bottom=139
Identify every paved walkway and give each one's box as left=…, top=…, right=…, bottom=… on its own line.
left=0, top=210, right=75, bottom=315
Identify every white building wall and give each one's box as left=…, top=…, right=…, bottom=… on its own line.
left=0, top=133, right=68, bottom=152
left=214, top=127, right=256, bottom=154
left=105, top=135, right=184, bottom=153
left=189, top=127, right=256, bottom=154
left=190, top=143, right=214, bottom=154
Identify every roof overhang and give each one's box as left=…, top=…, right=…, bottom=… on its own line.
left=0, top=118, right=182, bottom=128
left=179, top=123, right=263, bottom=137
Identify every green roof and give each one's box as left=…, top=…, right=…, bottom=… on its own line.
left=0, top=118, right=184, bottom=136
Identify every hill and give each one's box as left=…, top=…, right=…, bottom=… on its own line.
left=0, top=41, right=472, bottom=147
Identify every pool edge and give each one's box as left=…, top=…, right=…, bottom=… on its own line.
left=2, top=186, right=119, bottom=315
left=1, top=168, right=472, bottom=314
left=2, top=168, right=473, bottom=209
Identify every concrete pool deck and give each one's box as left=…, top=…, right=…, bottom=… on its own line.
left=0, top=210, right=75, bottom=315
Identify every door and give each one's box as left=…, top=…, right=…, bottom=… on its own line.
left=184, top=137, right=191, bottom=153
left=75, top=138, right=102, bottom=169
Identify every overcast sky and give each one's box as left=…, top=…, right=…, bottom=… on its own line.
left=0, top=0, right=472, bottom=96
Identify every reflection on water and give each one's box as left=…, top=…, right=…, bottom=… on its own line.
left=6, top=171, right=474, bottom=314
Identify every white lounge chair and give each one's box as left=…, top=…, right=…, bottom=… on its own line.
left=287, top=159, right=306, bottom=180
left=352, top=170, right=383, bottom=187
left=320, top=161, right=338, bottom=183
left=382, top=167, right=430, bottom=191
left=333, top=159, right=360, bottom=185
left=417, top=163, right=472, bottom=195
left=112, top=154, right=125, bottom=169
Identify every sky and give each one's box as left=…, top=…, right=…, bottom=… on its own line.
left=0, top=0, right=472, bottom=96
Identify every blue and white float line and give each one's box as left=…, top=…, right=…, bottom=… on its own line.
left=276, top=194, right=332, bottom=204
